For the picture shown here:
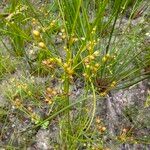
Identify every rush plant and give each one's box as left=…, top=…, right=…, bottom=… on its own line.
left=0, top=0, right=149, bottom=149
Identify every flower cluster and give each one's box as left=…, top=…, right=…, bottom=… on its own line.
left=63, top=62, right=74, bottom=79
left=95, top=116, right=107, bottom=133
left=32, top=29, right=47, bottom=49
left=86, top=40, right=97, bottom=53
left=42, top=58, right=56, bottom=69
left=83, top=51, right=100, bottom=79
left=44, top=87, right=58, bottom=105
left=102, top=54, right=115, bottom=63
left=59, top=28, right=67, bottom=40
left=13, top=97, right=23, bottom=108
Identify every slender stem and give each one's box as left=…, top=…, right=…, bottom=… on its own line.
left=84, top=79, right=96, bottom=132
left=106, top=0, right=122, bottom=54
left=27, top=97, right=87, bottom=132
left=63, top=74, right=72, bottom=137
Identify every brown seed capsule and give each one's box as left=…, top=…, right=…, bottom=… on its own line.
left=122, top=128, right=128, bottom=133
left=45, top=97, right=52, bottom=104
left=96, top=117, right=101, bottom=124
left=101, top=126, right=106, bottom=132
left=14, top=98, right=22, bottom=108
left=52, top=90, right=57, bottom=96
left=27, top=106, right=33, bottom=112
left=46, top=87, right=53, bottom=93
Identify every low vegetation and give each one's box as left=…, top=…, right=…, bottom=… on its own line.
left=0, top=0, right=149, bottom=149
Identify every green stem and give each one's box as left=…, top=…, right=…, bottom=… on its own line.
left=84, top=79, right=96, bottom=132
left=64, top=75, right=72, bottom=132
left=24, top=97, right=87, bottom=133
left=106, top=0, right=122, bottom=54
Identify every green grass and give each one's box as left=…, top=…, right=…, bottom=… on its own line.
left=0, top=52, right=17, bottom=80
left=0, top=0, right=149, bottom=149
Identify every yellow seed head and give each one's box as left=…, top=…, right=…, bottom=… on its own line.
left=86, top=64, right=90, bottom=68
left=64, top=63, right=68, bottom=68
left=106, top=54, right=110, bottom=58
left=32, top=18, right=36, bottom=22
left=52, top=90, right=57, bottom=96
left=61, top=34, right=66, bottom=39
left=42, top=60, right=47, bottom=65
left=93, top=51, right=99, bottom=56
left=14, top=98, right=22, bottom=108
left=28, top=91, right=32, bottom=96
left=31, top=113, right=39, bottom=121
left=95, top=63, right=100, bottom=68
left=83, top=73, right=89, bottom=79
left=56, top=58, right=62, bottom=63
left=72, top=37, right=78, bottom=42
left=27, top=106, right=33, bottom=112
left=48, top=100, right=53, bottom=105
left=46, top=87, right=53, bottom=93
left=32, top=18, right=37, bottom=25
left=87, top=46, right=92, bottom=51
left=93, top=67, right=98, bottom=72
left=81, top=37, right=85, bottom=41
left=109, top=70, right=113, bottom=74
left=67, top=68, right=74, bottom=75
left=61, top=28, right=65, bottom=33
left=96, top=117, right=101, bottom=124
left=134, top=141, right=138, bottom=144
left=100, top=92, right=107, bottom=97
left=89, top=55, right=95, bottom=60
left=92, top=27, right=96, bottom=32
left=93, top=41, right=96, bottom=46
left=111, top=81, right=117, bottom=87
left=33, top=30, right=40, bottom=37
left=112, top=81, right=116, bottom=85
left=49, top=58, right=54, bottom=62
left=84, top=58, right=89, bottom=64
left=38, top=42, right=46, bottom=48
left=68, top=59, right=73, bottom=64
left=50, top=20, right=56, bottom=27
left=102, top=56, right=107, bottom=62
left=45, top=97, right=53, bottom=104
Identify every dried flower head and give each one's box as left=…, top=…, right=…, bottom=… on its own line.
left=14, top=98, right=22, bottom=108
left=45, top=97, right=53, bottom=105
